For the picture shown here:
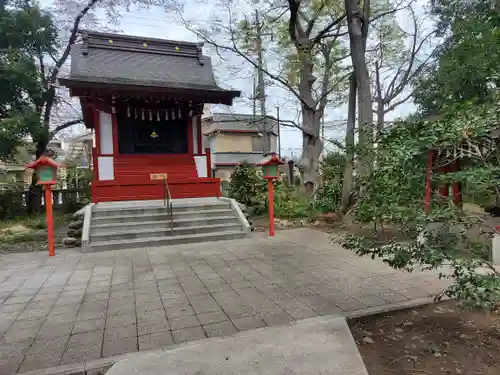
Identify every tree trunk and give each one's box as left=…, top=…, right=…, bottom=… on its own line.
left=301, top=106, right=322, bottom=194
left=302, top=134, right=322, bottom=195
left=297, top=42, right=322, bottom=194
left=345, top=0, right=373, bottom=179
left=376, top=97, right=384, bottom=136
left=341, top=74, right=356, bottom=213
left=27, top=129, right=50, bottom=214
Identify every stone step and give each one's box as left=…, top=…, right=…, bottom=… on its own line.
left=92, top=209, right=234, bottom=225
left=87, top=230, right=248, bottom=252
left=90, top=216, right=239, bottom=235
left=90, top=223, right=242, bottom=242
left=92, top=203, right=231, bottom=218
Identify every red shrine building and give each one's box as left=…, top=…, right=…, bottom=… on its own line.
left=60, top=31, right=240, bottom=203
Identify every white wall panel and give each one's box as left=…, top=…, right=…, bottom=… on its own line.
left=99, top=111, right=113, bottom=154
left=194, top=155, right=207, bottom=177
left=98, top=156, right=114, bottom=181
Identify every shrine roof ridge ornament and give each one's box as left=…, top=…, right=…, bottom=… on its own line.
left=80, top=30, right=205, bottom=65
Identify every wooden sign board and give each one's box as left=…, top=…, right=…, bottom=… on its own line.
left=38, top=166, right=57, bottom=184
left=150, top=173, right=168, bottom=180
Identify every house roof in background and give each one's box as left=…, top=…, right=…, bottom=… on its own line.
left=59, top=31, right=240, bottom=105
left=203, top=113, right=278, bottom=135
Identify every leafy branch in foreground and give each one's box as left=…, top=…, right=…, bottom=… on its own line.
left=338, top=99, right=500, bottom=309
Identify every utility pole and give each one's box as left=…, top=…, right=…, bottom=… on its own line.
left=252, top=78, right=257, bottom=118
left=276, top=106, right=281, bottom=157
left=253, top=9, right=269, bottom=154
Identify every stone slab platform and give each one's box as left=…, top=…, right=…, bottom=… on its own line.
left=106, top=315, right=368, bottom=375
left=0, top=229, right=449, bottom=374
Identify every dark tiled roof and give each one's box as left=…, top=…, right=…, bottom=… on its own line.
left=204, top=113, right=278, bottom=135
left=60, top=31, right=240, bottom=103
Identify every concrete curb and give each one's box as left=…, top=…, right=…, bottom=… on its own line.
left=81, top=203, right=94, bottom=253
left=343, top=296, right=440, bottom=320
left=219, top=197, right=251, bottom=233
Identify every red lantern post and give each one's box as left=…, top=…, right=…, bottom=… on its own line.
left=258, top=153, right=284, bottom=237
left=26, top=157, right=62, bottom=256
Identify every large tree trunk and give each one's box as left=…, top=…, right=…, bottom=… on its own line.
left=341, top=74, right=356, bottom=212
left=297, top=42, right=322, bottom=194
left=301, top=130, right=322, bottom=195
left=345, top=0, right=373, bottom=180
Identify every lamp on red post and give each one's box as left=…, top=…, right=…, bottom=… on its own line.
left=258, top=153, right=284, bottom=237
left=26, top=156, right=62, bottom=256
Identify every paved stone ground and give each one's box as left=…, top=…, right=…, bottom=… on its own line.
left=0, top=229, right=449, bottom=374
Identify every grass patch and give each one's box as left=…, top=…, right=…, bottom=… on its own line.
left=0, top=231, right=46, bottom=244
left=0, top=212, right=72, bottom=247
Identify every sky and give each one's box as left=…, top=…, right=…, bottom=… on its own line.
left=41, top=0, right=432, bottom=158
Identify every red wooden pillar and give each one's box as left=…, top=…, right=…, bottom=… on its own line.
left=267, top=179, right=275, bottom=236
left=91, top=147, right=99, bottom=182
left=425, top=150, right=434, bottom=213
left=187, top=116, right=194, bottom=155
left=44, top=186, right=55, bottom=256
left=205, top=147, right=211, bottom=178
left=450, top=159, right=462, bottom=206
left=439, top=162, right=449, bottom=197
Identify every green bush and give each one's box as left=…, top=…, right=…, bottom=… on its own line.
left=229, top=162, right=317, bottom=219
left=315, top=152, right=345, bottom=213
left=0, top=183, right=25, bottom=220
left=229, top=162, right=266, bottom=206
left=274, top=181, right=313, bottom=219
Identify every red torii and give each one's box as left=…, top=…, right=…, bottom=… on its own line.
left=424, top=150, right=462, bottom=213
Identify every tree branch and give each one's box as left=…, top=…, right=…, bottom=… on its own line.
left=287, top=0, right=301, bottom=43
left=50, top=118, right=83, bottom=137
left=48, top=0, right=99, bottom=88
left=370, top=0, right=414, bottom=24
left=318, top=43, right=333, bottom=114
left=374, top=61, right=382, bottom=102
left=385, top=6, right=428, bottom=101
left=324, top=137, right=346, bottom=150
left=384, top=90, right=413, bottom=113
left=42, top=0, right=99, bottom=145
left=311, top=13, right=346, bottom=45
left=178, top=10, right=315, bottom=111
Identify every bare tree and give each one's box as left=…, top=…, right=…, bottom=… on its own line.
left=341, top=0, right=416, bottom=209
left=179, top=0, right=350, bottom=193
left=370, top=4, right=440, bottom=132
left=345, top=0, right=372, bottom=181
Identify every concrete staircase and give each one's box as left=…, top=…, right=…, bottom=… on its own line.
left=83, top=198, right=249, bottom=252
